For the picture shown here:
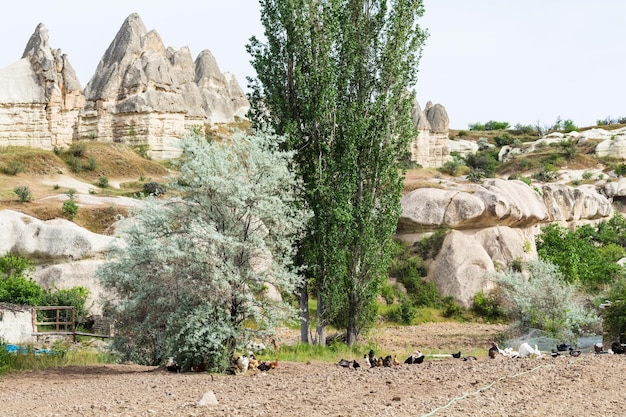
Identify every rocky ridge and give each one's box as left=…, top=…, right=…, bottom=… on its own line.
left=0, top=14, right=249, bottom=159
left=397, top=178, right=614, bottom=306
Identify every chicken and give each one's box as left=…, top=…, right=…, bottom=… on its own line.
left=165, top=357, right=180, bottom=373
left=368, top=350, right=377, bottom=367
left=451, top=351, right=461, bottom=359
left=404, top=350, right=424, bottom=364
left=377, top=357, right=383, bottom=367
left=382, top=355, right=393, bottom=367
left=488, top=342, right=500, bottom=359
left=518, top=342, right=542, bottom=358
left=363, top=354, right=371, bottom=368
left=392, top=355, right=401, bottom=366
left=352, top=359, right=360, bottom=369
left=257, top=359, right=278, bottom=371
left=337, top=359, right=351, bottom=368
left=248, top=357, right=259, bottom=371
left=247, top=352, right=259, bottom=370
left=594, top=343, right=604, bottom=354
left=235, top=355, right=250, bottom=374
left=568, top=348, right=581, bottom=357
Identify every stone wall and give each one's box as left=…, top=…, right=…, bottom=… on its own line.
left=0, top=305, right=35, bottom=344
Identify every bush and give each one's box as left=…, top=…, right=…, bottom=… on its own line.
left=13, top=186, right=32, bottom=203
left=466, top=169, right=485, bottom=183
left=0, top=254, right=42, bottom=305
left=492, top=259, right=599, bottom=340
left=62, top=198, right=79, bottom=220
left=440, top=159, right=462, bottom=176
left=471, top=291, right=507, bottom=323
left=40, top=286, right=91, bottom=322
left=67, top=142, right=87, bottom=157
left=86, top=156, right=98, bottom=171
left=494, top=133, right=514, bottom=147
left=1, top=160, right=26, bottom=175
left=142, top=182, right=166, bottom=196
left=97, top=176, right=109, bottom=188
left=532, top=167, right=558, bottom=183
left=603, top=278, right=626, bottom=342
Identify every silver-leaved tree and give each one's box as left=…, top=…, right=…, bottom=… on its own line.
left=97, top=130, right=309, bottom=371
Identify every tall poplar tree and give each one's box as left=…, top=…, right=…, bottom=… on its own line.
left=248, top=0, right=427, bottom=345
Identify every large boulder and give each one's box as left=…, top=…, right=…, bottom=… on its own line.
left=0, top=210, right=115, bottom=312
left=397, top=178, right=613, bottom=306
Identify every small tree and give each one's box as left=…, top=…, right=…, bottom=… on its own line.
left=0, top=254, right=41, bottom=305
left=13, top=186, right=33, bottom=203
left=98, top=131, right=309, bottom=371
left=492, top=259, right=599, bottom=341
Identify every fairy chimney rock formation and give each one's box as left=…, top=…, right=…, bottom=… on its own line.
left=0, top=23, right=84, bottom=148
left=195, top=50, right=249, bottom=123
left=409, top=99, right=450, bottom=167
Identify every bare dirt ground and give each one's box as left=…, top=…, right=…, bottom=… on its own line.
left=1, top=322, right=623, bottom=417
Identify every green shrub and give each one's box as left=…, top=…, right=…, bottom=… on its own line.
left=142, top=182, right=166, bottom=196
left=614, top=164, right=626, bottom=176
left=603, top=278, right=626, bottom=343
left=97, top=176, right=109, bottom=188
left=66, top=188, right=77, bottom=199
left=62, top=198, right=79, bottom=220
left=466, top=169, right=485, bottom=183
left=380, top=283, right=395, bottom=305
left=40, top=286, right=91, bottom=322
left=413, top=229, right=448, bottom=260
left=67, top=156, right=82, bottom=173
left=492, top=259, right=600, bottom=340
left=441, top=296, right=464, bottom=319
left=582, top=171, right=593, bottom=180
left=0, top=276, right=42, bottom=305
left=440, top=159, right=462, bottom=176
left=532, top=167, right=558, bottom=183
left=86, top=156, right=98, bottom=171
left=13, top=186, right=32, bottom=203
left=494, top=133, right=514, bottom=147
left=471, top=291, right=507, bottom=323
left=134, top=144, right=151, bottom=160
left=1, top=160, right=26, bottom=175
left=68, top=142, right=87, bottom=157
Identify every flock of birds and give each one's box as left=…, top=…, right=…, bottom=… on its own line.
left=164, top=340, right=626, bottom=374
left=337, top=348, right=476, bottom=370
left=337, top=340, right=626, bottom=369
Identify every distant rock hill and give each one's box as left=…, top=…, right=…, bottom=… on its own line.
left=0, top=14, right=249, bottom=159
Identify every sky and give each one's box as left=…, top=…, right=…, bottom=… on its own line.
left=0, top=1, right=624, bottom=130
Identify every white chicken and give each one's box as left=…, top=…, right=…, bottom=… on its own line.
left=235, top=355, right=250, bottom=374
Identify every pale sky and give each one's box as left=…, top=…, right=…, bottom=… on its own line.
left=1, top=1, right=624, bottom=130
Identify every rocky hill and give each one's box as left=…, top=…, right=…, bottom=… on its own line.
left=0, top=14, right=249, bottom=159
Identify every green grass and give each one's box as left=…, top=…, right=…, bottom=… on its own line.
left=273, top=340, right=379, bottom=363
left=0, top=341, right=118, bottom=375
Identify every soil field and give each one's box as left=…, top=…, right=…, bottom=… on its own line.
left=1, top=323, right=623, bottom=417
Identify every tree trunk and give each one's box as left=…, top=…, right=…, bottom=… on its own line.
left=346, top=295, right=358, bottom=346
left=299, top=282, right=312, bottom=344
left=316, top=289, right=326, bottom=346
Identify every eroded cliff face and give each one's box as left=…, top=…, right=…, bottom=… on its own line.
left=0, top=14, right=249, bottom=159
left=409, top=99, right=451, bottom=168
left=397, top=178, right=614, bottom=307
left=0, top=24, right=84, bottom=149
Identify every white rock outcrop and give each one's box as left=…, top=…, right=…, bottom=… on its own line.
left=397, top=178, right=613, bottom=306
left=0, top=210, right=116, bottom=311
